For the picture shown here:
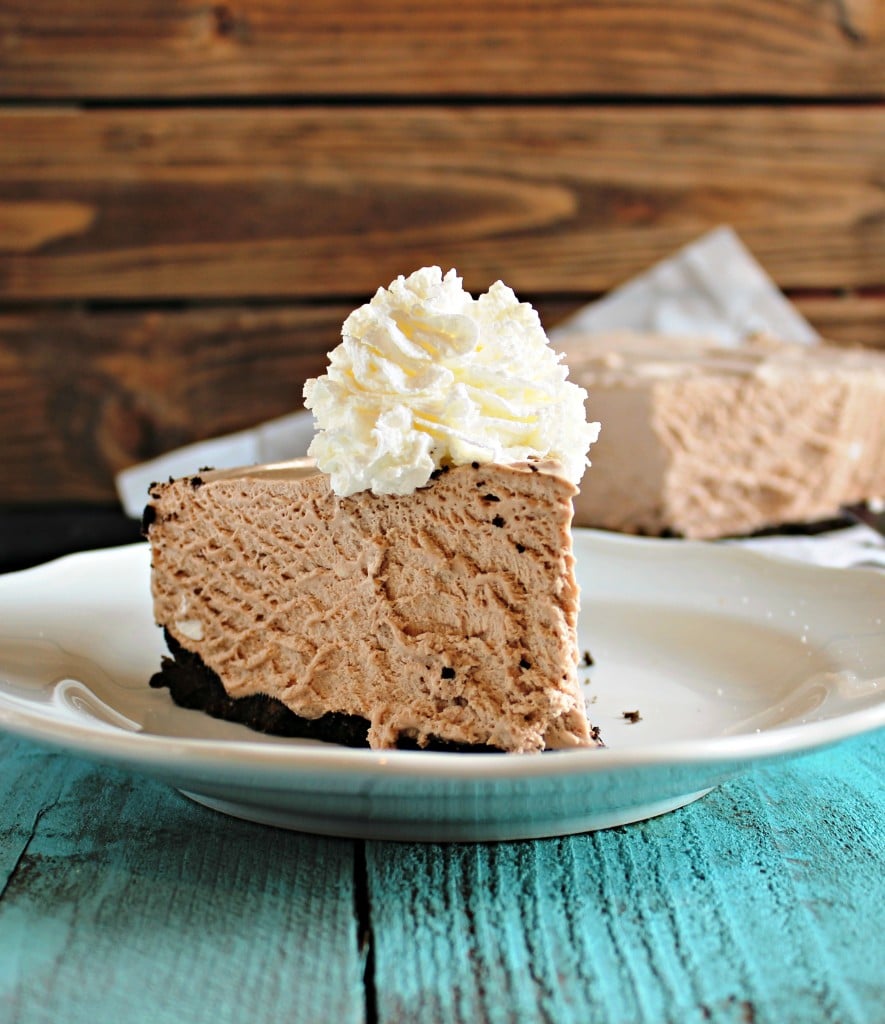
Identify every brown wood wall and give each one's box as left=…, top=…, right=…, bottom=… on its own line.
left=1, top=1, right=883, bottom=503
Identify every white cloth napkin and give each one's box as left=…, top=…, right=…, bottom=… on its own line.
left=548, top=225, right=820, bottom=345
left=728, top=525, right=885, bottom=571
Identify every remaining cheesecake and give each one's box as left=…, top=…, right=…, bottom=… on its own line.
left=146, top=458, right=594, bottom=752
left=560, top=332, right=885, bottom=539
left=146, top=268, right=600, bottom=753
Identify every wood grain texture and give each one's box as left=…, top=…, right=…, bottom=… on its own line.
left=0, top=712, right=882, bottom=1023
left=0, top=306, right=341, bottom=501
left=545, top=294, right=885, bottom=349
left=366, top=732, right=885, bottom=1024
left=0, top=105, right=882, bottom=301
left=1, top=294, right=882, bottom=503
left=0, top=0, right=882, bottom=99
left=0, top=736, right=365, bottom=1024
left=794, top=293, right=885, bottom=348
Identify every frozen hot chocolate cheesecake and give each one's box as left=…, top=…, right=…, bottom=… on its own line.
left=561, top=332, right=885, bottom=540
left=146, top=268, right=601, bottom=752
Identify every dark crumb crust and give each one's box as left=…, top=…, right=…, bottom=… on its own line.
left=151, top=629, right=504, bottom=753
left=650, top=512, right=857, bottom=541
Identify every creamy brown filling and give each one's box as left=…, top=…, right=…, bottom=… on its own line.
left=146, top=460, right=595, bottom=753
left=561, top=333, right=885, bottom=539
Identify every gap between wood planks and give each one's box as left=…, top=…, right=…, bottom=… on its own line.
left=354, top=841, right=380, bottom=1024
left=0, top=805, right=50, bottom=905
left=0, top=285, right=882, bottom=314
left=1, top=94, right=883, bottom=109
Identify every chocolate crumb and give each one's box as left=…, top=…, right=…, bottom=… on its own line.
left=199, top=466, right=215, bottom=473
left=482, top=493, right=501, bottom=502
left=471, top=461, right=480, bottom=469
left=492, top=515, right=505, bottom=528
left=140, top=504, right=157, bottom=536
left=622, top=709, right=642, bottom=724
left=529, top=464, right=538, bottom=472
left=582, top=650, right=594, bottom=667
left=590, top=725, right=603, bottom=743
left=519, top=657, right=531, bottom=670
left=515, top=543, right=526, bottom=553
left=441, top=666, right=456, bottom=680
left=190, top=476, right=203, bottom=489
left=739, top=1001, right=757, bottom=1024
left=430, top=465, right=450, bottom=480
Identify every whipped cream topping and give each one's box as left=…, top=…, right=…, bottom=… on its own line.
left=303, top=267, right=599, bottom=496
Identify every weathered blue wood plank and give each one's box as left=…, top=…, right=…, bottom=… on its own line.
left=0, top=735, right=365, bottom=1024
left=367, top=731, right=884, bottom=1024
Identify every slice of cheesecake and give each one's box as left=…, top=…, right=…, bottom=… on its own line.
left=561, top=333, right=885, bottom=539
left=145, top=458, right=596, bottom=753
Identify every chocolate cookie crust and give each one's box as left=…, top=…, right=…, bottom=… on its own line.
left=151, top=629, right=503, bottom=753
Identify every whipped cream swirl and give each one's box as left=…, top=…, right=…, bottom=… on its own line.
left=304, top=267, right=599, bottom=497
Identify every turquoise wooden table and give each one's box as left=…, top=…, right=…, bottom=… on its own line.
left=2, top=727, right=882, bottom=1024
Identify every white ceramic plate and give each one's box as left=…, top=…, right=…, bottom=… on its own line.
left=0, top=534, right=882, bottom=842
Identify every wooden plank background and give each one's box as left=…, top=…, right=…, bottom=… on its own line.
left=0, top=2, right=882, bottom=503
left=1, top=1, right=883, bottom=98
